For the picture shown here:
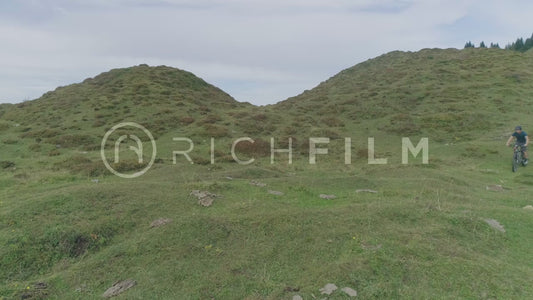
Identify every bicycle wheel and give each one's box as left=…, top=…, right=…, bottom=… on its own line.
left=513, top=152, right=519, bottom=172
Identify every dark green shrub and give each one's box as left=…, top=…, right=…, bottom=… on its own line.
left=2, top=138, right=17, bottom=144
left=49, top=134, right=96, bottom=148
left=21, top=128, right=61, bottom=139
left=111, top=159, right=147, bottom=173
left=54, top=156, right=107, bottom=176
left=321, top=117, right=344, bottom=127
left=0, top=161, right=15, bottom=169
left=48, top=149, right=61, bottom=156
left=28, top=143, right=41, bottom=152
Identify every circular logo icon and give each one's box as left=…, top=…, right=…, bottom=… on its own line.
left=100, top=122, right=157, bottom=178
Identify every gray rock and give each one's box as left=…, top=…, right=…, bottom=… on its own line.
left=484, top=219, right=505, bottom=233
left=292, top=295, right=303, bottom=300
left=523, top=205, right=533, bottom=210
left=190, top=190, right=218, bottom=207
left=341, top=287, right=358, bottom=297
left=33, top=282, right=47, bottom=289
left=268, top=190, right=284, bottom=196
left=150, top=218, right=172, bottom=228
left=102, top=279, right=136, bottom=298
left=319, top=283, right=338, bottom=295
left=319, top=194, right=336, bottom=200
left=486, top=185, right=503, bottom=192
left=250, top=180, right=267, bottom=187
left=361, top=243, right=382, bottom=251
left=356, top=189, right=377, bottom=193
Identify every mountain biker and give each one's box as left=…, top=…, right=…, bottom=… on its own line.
left=506, top=125, right=529, bottom=165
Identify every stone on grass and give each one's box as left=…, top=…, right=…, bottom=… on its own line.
left=284, top=286, right=300, bottom=292
left=292, top=295, right=303, bottom=300
left=484, top=219, right=505, bottom=233
left=319, top=283, right=338, bottom=295
left=75, top=284, right=88, bottom=293
left=33, top=282, right=47, bottom=289
left=361, top=243, right=382, bottom=251
left=150, top=218, right=172, bottom=228
left=486, top=185, right=503, bottom=192
left=319, top=194, right=336, bottom=200
left=20, top=281, right=49, bottom=299
left=268, top=190, right=284, bottom=196
left=523, top=205, right=533, bottom=210
left=250, top=180, right=267, bottom=187
left=190, top=190, right=219, bottom=207
left=102, top=279, right=136, bottom=298
left=356, top=189, right=377, bottom=193
left=341, top=287, right=358, bottom=297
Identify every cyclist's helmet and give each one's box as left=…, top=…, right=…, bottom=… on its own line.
left=515, top=125, right=522, bottom=130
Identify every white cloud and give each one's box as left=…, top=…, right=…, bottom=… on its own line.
left=0, top=0, right=532, bottom=105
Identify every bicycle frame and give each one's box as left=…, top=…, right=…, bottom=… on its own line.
left=512, top=144, right=524, bottom=172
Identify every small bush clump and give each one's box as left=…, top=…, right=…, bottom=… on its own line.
left=234, top=138, right=270, bottom=157
left=48, top=149, right=61, bottom=156
left=55, top=156, right=107, bottom=176
left=203, top=124, right=229, bottom=138
left=28, top=143, right=41, bottom=152
left=48, top=134, right=96, bottom=148
left=179, top=116, right=195, bottom=125
left=2, top=138, right=17, bottom=145
left=20, top=128, right=61, bottom=139
left=0, top=161, right=15, bottom=169
left=111, top=159, right=148, bottom=173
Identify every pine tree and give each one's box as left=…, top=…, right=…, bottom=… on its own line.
left=511, top=38, right=525, bottom=52
left=464, top=41, right=475, bottom=48
left=475, top=33, right=533, bottom=52
left=524, top=33, right=533, bottom=51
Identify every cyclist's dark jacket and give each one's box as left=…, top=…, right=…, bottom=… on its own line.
left=513, top=131, right=528, bottom=144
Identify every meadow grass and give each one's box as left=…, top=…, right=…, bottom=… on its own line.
left=1, top=48, right=533, bottom=299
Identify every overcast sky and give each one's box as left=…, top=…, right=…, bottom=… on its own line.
left=1, top=0, right=533, bottom=105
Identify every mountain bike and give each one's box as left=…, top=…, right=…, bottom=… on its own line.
left=512, top=144, right=526, bottom=172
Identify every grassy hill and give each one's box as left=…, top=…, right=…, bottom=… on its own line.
left=1, top=48, right=533, bottom=299
left=274, top=48, right=533, bottom=141
left=2, top=64, right=251, bottom=145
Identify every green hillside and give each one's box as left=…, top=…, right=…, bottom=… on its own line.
left=2, top=64, right=250, bottom=143
left=274, top=48, right=533, bottom=141
left=1, top=48, right=533, bottom=299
